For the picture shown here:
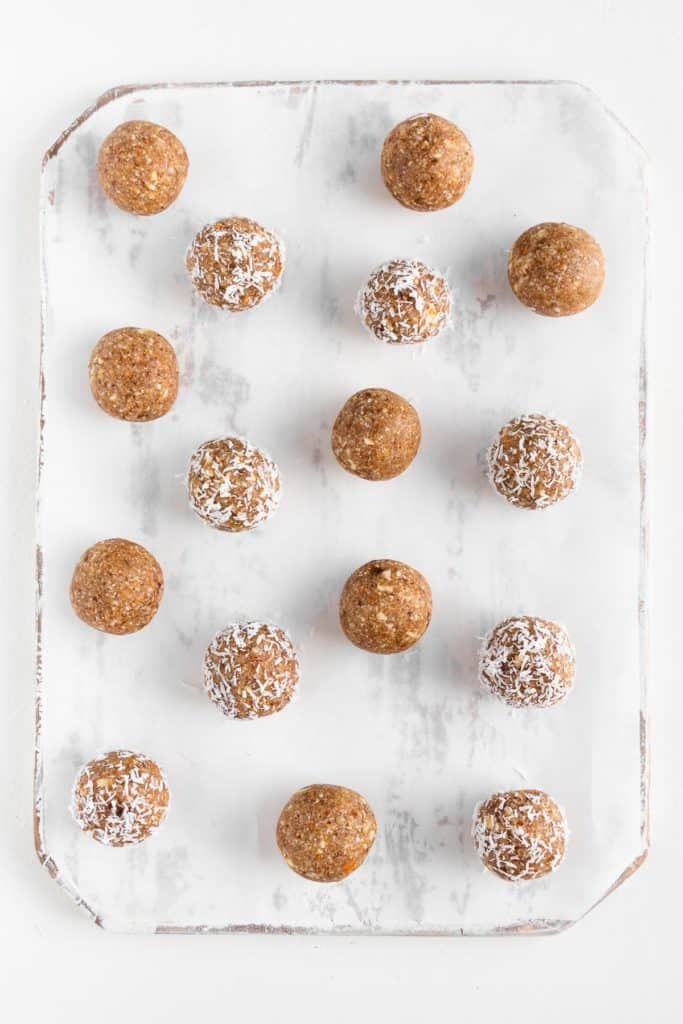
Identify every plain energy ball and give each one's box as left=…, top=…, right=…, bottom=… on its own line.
left=381, top=113, right=474, bottom=211
left=70, top=538, right=163, bottom=635
left=339, top=558, right=432, bottom=654
left=487, top=413, right=582, bottom=510
left=479, top=616, right=575, bottom=708
left=186, top=216, right=284, bottom=311
left=97, top=120, right=188, bottom=215
left=472, top=789, right=569, bottom=881
left=508, top=222, right=605, bottom=316
left=70, top=750, right=170, bottom=846
left=276, top=784, right=377, bottom=882
left=187, top=437, right=281, bottom=532
left=331, top=388, right=421, bottom=481
left=358, top=258, right=452, bottom=345
left=203, top=622, right=299, bottom=720
left=88, top=326, right=178, bottom=421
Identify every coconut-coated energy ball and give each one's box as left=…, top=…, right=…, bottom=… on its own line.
left=479, top=616, right=575, bottom=708
left=70, top=538, right=163, bottom=635
left=487, top=414, right=582, bottom=510
left=187, top=437, right=281, bottom=532
left=381, top=113, right=473, bottom=211
left=332, top=388, right=421, bottom=481
left=508, top=222, right=605, bottom=316
left=186, top=216, right=284, bottom=311
left=276, top=784, right=377, bottom=882
left=358, top=258, right=452, bottom=345
left=70, top=750, right=170, bottom=847
left=472, top=789, right=569, bottom=881
left=339, top=558, right=432, bottom=654
left=203, top=622, right=299, bottom=720
left=97, top=120, right=188, bottom=215
left=88, top=327, right=178, bottom=421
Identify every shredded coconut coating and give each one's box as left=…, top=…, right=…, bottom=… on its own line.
left=70, top=750, right=170, bottom=847
left=487, top=413, right=582, bottom=510
left=70, top=538, right=163, bottom=635
left=97, top=120, right=188, bottom=216
left=276, top=784, right=377, bottom=882
left=472, top=789, right=568, bottom=882
left=203, top=621, right=299, bottom=720
left=508, top=222, right=605, bottom=317
left=186, top=216, right=284, bottom=311
left=339, top=558, right=432, bottom=654
left=479, top=616, right=575, bottom=708
left=187, top=436, right=281, bottom=532
left=381, top=113, right=473, bottom=211
left=331, top=388, right=421, bottom=480
left=358, top=258, right=452, bottom=345
left=88, top=326, right=178, bottom=422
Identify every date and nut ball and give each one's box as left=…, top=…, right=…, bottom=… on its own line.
left=97, top=120, right=188, bottom=215
left=479, top=616, right=575, bottom=708
left=70, top=538, right=163, bottom=635
left=487, top=413, right=582, bottom=510
left=332, top=388, right=421, bottom=481
left=187, top=437, right=281, bottom=532
left=186, top=216, right=284, bottom=311
left=381, top=113, right=473, bottom=211
left=339, top=558, right=432, bottom=654
left=276, top=784, right=377, bottom=882
left=203, top=621, right=299, bottom=720
left=88, top=327, right=178, bottom=421
left=472, top=789, right=569, bottom=882
left=358, top=258, right=452, bottom=345
left=508, top=222, right=605, bottom=317
left=70, top=750, right=170, bottom=847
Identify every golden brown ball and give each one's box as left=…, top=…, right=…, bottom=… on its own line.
left=186, top=216, right=284, bottom=311
left=479, top=616, right=575, bottom=708
left=472, top=789, right=569, bottom=881
left=187, top=437, right=281, bottom=532
left=508, top=222, right=605, bottom=316
left=70, top=538, right=163, bottom=635
left=331, top=388, right=421, bottom=481
left=358, top=258, right=451, bottom=345
left=88, top=327, right=178, bottom=422
left=203, top=622, right=299, bottom=720
left=381, top=113, right=473, bottom=211
left=339, top=558, right=432, bottom=654
left=70, top=750, right=169, bottom=846
left=487, top=414, right=582, bottom=510
left=97, top=120, right=188, bottom=215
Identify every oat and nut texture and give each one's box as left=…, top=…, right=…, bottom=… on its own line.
left=472, top=789, right=569, bottom=882
left=70, top=750, right=170, bottom=847
left=479, top=615, right=575, bottom=708
left=97, top=120, right=188, bottom=216
left=487, top=413, right=583, bottom=510
left=186, top=216, right=284, bottom=311
left=203, top=621, right=299, bottom=720
left=381, top=112, right=473, bottom=211
left=339, top=558, right=432, bottom=654
left=88, top=326, right=178, bottom=421
left=332, top=388, right=421, bottom=480
left=187, top=436, right=281, bottom=532
left=70, top=538, right=163, bottom=635
left=359, top=258, right=452, bottom=345
left=276, top=784, right=377, bottom=882
left=508, top=222, right=605, bottom=316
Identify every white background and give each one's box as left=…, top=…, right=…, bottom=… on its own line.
left=1, top=1, right=680, bottom=1020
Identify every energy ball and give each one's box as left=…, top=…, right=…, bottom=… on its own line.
left=472, top=789, right=569, bottom=882
left=276, top=784, right=377, bottom=882
left=97, top=120, right=188, bottom=215
left=479, top=616, right=575, bottom=708
left=331, top=388, right=421, bottom=481
left=508, top=222, right=605, bottom=316
left=88, top=326, right=178, bottom=421
left=339, top=558, right=432, bottom=654
left=381, top=113, right=473, bottom=211
left=186, top=216, right=284, bottom=311
left=70, top=538, right=163, bottom=635
left=203, top=621, right=299, bottom=720
left=187, top=436, right=281, bottom=532
left=487, top=413, right=582, bottom=510
left=358, top=258, right=451, bottom=345
left=70, top=750, right=170, bottom=847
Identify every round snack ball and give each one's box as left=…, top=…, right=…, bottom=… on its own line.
left=203, top=622, right=299, bottom=720
left=358, top=258, right=451, bottom=345
left=276, top=784, right=377, bottom=882
left=332, top=388, right=421, bottom=481
left=187, top=436, right=281, bottom=532
left=472, top=788, right=569, bottom=881
left=508, top=222, right=605, bottom=316
left=487, top=413, right=582, bottom=510
left=70, top=750, right=169, bottom=847
left=88, top=327, right=178, bottom=421
left=97, top=120, right=188, bottom=215
left=186, top=216, right=284, bottom=311
left=479, top=616, right=575, bottom=708
left=70, top=538, right=163, bottom=635
left=339, top=558, right=432, bottom=654
left=381, top=113, right=474, bottom=211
